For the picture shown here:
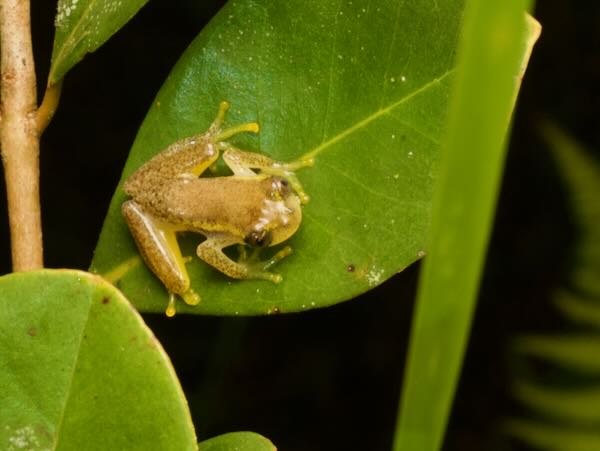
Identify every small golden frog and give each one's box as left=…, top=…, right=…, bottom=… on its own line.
left=122, top=102, right=312, bottom=316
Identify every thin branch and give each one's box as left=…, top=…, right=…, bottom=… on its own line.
left=0, top=0, right=43, bottom=270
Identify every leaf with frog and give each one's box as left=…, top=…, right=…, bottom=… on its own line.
left=92, top=0, right=465, bottom=315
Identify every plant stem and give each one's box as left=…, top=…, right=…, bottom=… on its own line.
left=0, top=0, right=43, bottom=270
left=36, top=80, right=63, bottom=133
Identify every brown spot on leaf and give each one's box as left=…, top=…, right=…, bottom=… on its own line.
left=101, top=297, right=110, bottom=304
left=346, top=264, right=355, bottom=272
left=27, top=327, right=37, bottom=336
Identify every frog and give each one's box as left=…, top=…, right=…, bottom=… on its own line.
left=122, top=101, right=312, bottom=316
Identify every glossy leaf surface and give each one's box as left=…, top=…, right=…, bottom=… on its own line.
left=50, top=0, right=149, bottom=82
left=92, top=0, right=465, bottom=315
left=0, top=270, right=196, bottom=450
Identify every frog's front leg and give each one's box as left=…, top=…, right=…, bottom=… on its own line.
left=197, top=235, right=289, bottom=283
left=222, top=147, right=313, bottom=203
left=124, top=102, right=259, bottom=198
left=122, top=200, right=200, bottom=316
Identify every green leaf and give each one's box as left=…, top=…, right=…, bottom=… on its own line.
left=49, top=0, right=149, bottom=83
left=538, top=120, right=600, bottom=296
left=505, top=420, right=600, bottom=451
left=92, top=0, right=466, bottom=316
left=392, top=3, right=539, bottom=451
left=513, top=381, right=600, bottom=424
left=200, top=432, right=275, bottom=451
left=555, top=290, right=600, bottom=328
left=514, top=334, right=600, bottom=372
left=0, top=270, right=197, bottom=450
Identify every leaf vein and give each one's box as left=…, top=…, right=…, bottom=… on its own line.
left=52, top=295, right=93, bottom=450
left=303, top=68, right=454, bottom=160
left=322, top=161, right=399, bottom=203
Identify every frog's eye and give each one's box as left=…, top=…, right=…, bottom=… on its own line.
left=245, top=230, right=273, bottom=247
left=271, top=177, right=291, bottom=198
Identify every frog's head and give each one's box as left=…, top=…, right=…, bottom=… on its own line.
left=245, top=177, right=302, bottom=248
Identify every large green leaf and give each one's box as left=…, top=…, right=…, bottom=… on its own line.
left=200, top=432, right=275, bottom=451
left=92, top=0, right=465, bottom=315
left=0, top=270, right=197, bottom=450
left=49, top=0, right=149, bottom=83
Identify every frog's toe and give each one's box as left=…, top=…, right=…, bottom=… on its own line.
left=165, top=289, right=201, bottom=317
left=166, top=293, right=178, bottom=317
left=244, top=247, right=292, bottom=283
left=245, top=267, right=283, bottom=284
left=182, top=289, right=201, bottom=306
left=263, top=246, right=293, bottom=270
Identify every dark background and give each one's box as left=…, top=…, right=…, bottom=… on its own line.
left=1, top=2, right=597, bottom=450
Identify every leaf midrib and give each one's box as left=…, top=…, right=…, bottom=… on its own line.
left=52, top=284, right=93, bottom=450
left=302, top=68, right=454, bottom=160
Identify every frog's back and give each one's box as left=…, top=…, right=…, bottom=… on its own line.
left=143, top=176, right=274, bottom=238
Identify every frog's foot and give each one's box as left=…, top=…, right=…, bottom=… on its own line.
left=208, top=101, right=259, bottom=142
left=182, top=288, right=201, bottom=306
left=165, top=288, right=201, bottom=318
left=237, top=245, right=293, bottom=283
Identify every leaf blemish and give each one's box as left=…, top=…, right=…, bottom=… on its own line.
left=101, top=296, right=110, bottom=304
left=366, top=266, right=384, bottom=287
left=27, top=327, right=37, bottom=337
left=6, top=425, right=43, bottom=449
left=55, top=0, right=80, bottom=27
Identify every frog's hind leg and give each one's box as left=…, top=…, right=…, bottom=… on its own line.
left=197, top=236, right=285, bottom=283
left=222, top=147, right=313, bottom=203
left=122, top=201, right=200, bottom=317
